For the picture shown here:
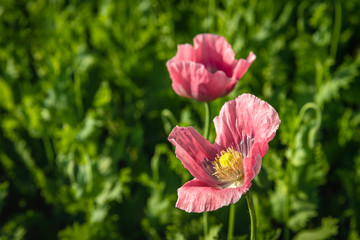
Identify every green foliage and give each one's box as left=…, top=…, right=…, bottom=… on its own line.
left=0, top=0, right=360, bottom=239
left=293, top=217, right=338, bottom=240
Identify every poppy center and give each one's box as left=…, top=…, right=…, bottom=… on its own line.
left=219, top=152, right=233, bottom=167
left=206, top=66, right=218, bottom=74
left=212, top=147, right=245, bottom=187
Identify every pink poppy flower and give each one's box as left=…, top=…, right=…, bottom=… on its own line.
left=168, top=94, right=280, bottom=212
left=166, top=33, right=256, bottom=102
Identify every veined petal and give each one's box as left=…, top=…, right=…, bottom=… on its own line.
left=205, top=71, right=232, bottom=99
left=214, top=93, right=280, bottom=151
left=166, top=61, right=209, bottom=101
left=176, top=178, right=251, bottom=212
left=214, top=94, right=280, bottom=181
left=168, top=44, right=196, bottom=63
left=243, top=147, right=262, bottom=184
left=168, top=126, right=220, bottom=186
left=193, top=34, right=236, bottom=77
left=166, top=34, right=256, bottom=102
left=231, top=52, right=256, bottom=79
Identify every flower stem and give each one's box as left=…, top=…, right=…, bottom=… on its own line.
left=203, top=211, right=208, bottom=237
left=204, top=102, right=210, bottom=139
left=203, top=102, right=211, bottom=237
left=246, top=191, right=257, bottom=240
left=227, top=204, right=236, bottom=240
left=330, top=0, right=341, bottom=62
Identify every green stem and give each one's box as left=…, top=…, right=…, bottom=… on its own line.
left=227, top=204, right=236, bottom=240
left=204, top=102, right=210, bottom=139
left=203, top=102, right=211, bottom=237
left=284, top=160, right=292, bottom=240
left=246, top=191, right=257, bottom=240
left=203, top=211, right=209, bottom=237
left=74, top=68, right=83, bottom=118
left=284, top=191, right=290, bottom=240
left=43, top=136, right=54, bottom=166
left=330, top=0, right=341, bottom=62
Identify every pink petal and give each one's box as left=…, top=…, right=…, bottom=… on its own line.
left=166, top=34, right=256, bottom=102
left=214, top=93, right=280, bottom=152
left=176, top=179, right=251, bottom=212
left=210, top=52, right=256, bottom=97
left=166, top=61, right=234, bottom=102
left=168, top=44, right=196, bottom=63
left=213, top=94, right=280, bottom=181
left=231, top=52, right=256, bottom=79
left=244, top=143, right=263, bottom=182
left=168, top=126, right=220, bottom=187
left=205, top=71, right=234, bottom=99
left=166, top=61, right=208, bottom=101
left=193, top=34, right=236, bottom=77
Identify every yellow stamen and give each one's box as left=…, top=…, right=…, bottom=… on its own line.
left=219, top=152, right=233, bottom=167
left=212, top=147, right=244, bottom=187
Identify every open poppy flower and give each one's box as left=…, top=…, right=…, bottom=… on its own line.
left=166, top=34, right=256, bottom=102
left=168, top=94, right=280, bottom=212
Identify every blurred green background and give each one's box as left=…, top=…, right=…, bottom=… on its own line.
left=0, top=0, right=359, bottom=239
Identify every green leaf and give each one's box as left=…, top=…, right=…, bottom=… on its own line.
left=161, top=109, right=177, bottom=135
left=315, top=58, right=359, bottom=106
left=0, top=77, right=14, bottom=110
left=93, top=81, right=112, bottom=107
left=203, top=224, right=223, bottom=240
left=288, top=210, right=318, bottom=232
left=58, top=222, right=91, bottom=240
left=293, top=217, right=338, bottom=240
left=0, top=181, right=9, bottom=215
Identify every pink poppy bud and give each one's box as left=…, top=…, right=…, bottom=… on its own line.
left=166, top=34, right=256, bottom=102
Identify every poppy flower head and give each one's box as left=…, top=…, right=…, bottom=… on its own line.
left=166, top=34, right=256, bottom=102
left=168, top=94, right=280, bottom=212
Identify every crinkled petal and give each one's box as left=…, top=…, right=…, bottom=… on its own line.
left=166, top=34, right=256, bottom=102
left=176, top=178, right=251, bottom=212
left=214, top=93, right=280, bottom=152
left=243, top=146, right=263, bottom=184
left=168, top=44, right=196, bottom=63
left=202, top=69, right=252, bottom=102
left=214, top=94, right=280, bottom=182
left=168, top=126, right=220, bottom=186
left=166, top=61, right=209, bottom=101
left=231, top=52, right=256, bottom=79
left=193, top=34, right=236, bottom=77
left=166, top=61, right=235, bottom=102
left=205, top=71, right=232, bottom=100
